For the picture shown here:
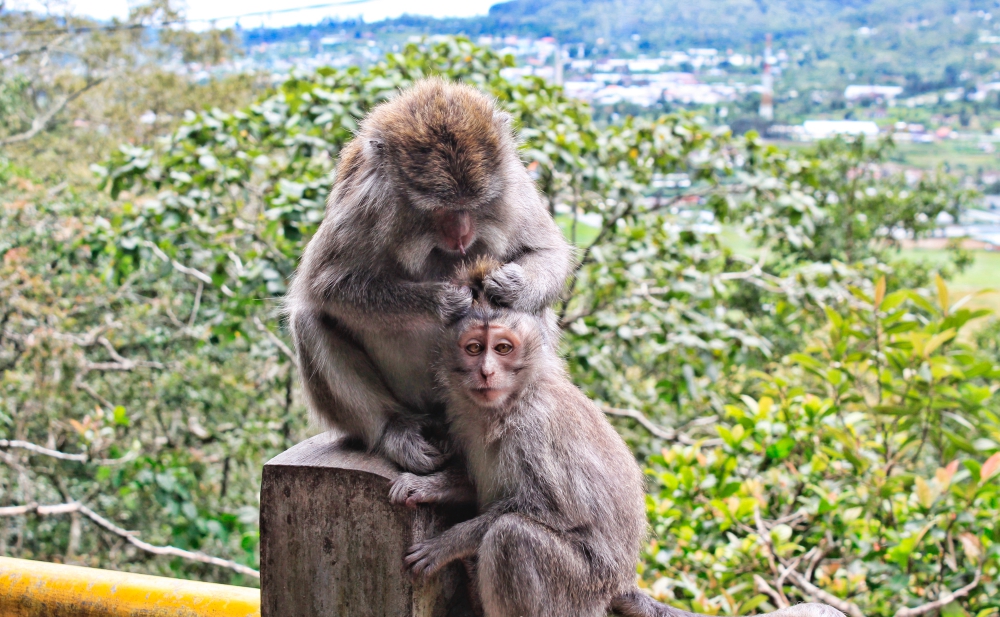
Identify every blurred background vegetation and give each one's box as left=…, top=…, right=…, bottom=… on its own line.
left=1, top=3, right=998, bottom=617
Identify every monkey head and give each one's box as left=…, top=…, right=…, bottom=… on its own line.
left=440, top=258, right=561, bottom=410
left=445, top=309, right=541, bottom=409
left=359, top=78, right=516, bottom=257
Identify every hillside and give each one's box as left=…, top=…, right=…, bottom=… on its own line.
left=244, top=0, right=1000, bottom=90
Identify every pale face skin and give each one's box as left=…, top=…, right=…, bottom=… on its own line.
left=455, top=322, right=523, bottom=407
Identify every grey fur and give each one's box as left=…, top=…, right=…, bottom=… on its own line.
left=394, top=305, right=848, bottom=617
left=286, top=80, right=573, bottom=473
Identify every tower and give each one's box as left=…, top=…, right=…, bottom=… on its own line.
left=759, top=33, right=774, bottom=120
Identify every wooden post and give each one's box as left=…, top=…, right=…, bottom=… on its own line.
left=260, top=432, right=477, bottom=617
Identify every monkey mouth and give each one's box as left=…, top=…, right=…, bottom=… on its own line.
left=443, top=231, right=476, bottom=256
left=472, top=386, right=503, bottom=402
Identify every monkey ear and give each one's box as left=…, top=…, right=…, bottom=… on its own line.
left=493, top=110, right=513, bottom=128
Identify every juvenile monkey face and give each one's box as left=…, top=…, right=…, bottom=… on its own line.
left=453, top=321, right=526, bottom=408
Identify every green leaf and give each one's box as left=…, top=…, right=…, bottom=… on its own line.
left=924, top=328, right=956, bottom=357
left=766, top=437, right=795, bottom=460
left=935, top=274, right=949, bottom=315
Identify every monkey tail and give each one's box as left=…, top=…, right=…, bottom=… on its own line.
left=609, top=591, right=848, bottom=617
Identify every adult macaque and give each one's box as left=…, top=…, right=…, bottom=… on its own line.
left=390, top=261, right=845, bottom=617
left=286, top=79, right=572, bottom=473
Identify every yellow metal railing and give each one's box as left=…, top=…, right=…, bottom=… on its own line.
left=0, top=556, right=260, bottom=617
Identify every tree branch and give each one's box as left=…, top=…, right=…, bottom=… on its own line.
left=0, top=439, right=87, bottom=462
left=0, top=438, right=137, bottom=466
left=779, top=565, right=866, bottom=617
left=893, top=569, right=982, bottom=617
left=0, top=33, right=69, bottom=62
left=602, top=407, right=722, bottom=447
left=143, top=241, right=235, bottom=297
left=0, top=78, right=103, bottom=146
left=253, top=316, right=298, bottom=368
left=755, top=574, right=790, bottom=609
left=0, top=502, right=259, bottom=578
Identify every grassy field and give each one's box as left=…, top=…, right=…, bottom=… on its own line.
left=900, top=248, right=1000, bottom=290
left=768, top=137, right=1000, bottom=175
left=889, top=140, right=1000, bottom=175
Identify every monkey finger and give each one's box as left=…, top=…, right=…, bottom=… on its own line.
left=404, top=544, right=429, bottom=565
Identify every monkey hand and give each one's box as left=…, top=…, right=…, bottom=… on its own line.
left=389, top=473, right=439, bottom=508
left=404, top=536, right=454, bottom=578
left=483, top=262, right=527, bottom=309
left=437, top=283, right=473, bottom=323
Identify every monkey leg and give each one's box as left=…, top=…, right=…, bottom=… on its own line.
left=477, top=514, right=606, bottom=617
left=290, top=308, right=445, bottom=473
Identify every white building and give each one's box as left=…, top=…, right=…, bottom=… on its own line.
left=802, top=120, right=880, bottom=139
left=843, top=85, right=904, bottom=101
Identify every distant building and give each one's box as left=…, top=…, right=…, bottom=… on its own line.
left=801, top=120, right=880, bottom=139
left=843, top=85, right=904, bottom=101
left=759, top=34, right=773, bottom=120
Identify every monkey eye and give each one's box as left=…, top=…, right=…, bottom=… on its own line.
left=494, top=342, right=513, bottom=355
left=465, top=342, right=484, bottom=355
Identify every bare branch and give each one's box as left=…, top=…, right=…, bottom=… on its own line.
left=754, top=574, right=790, bottom=609
left=253, top=316, right=298, bottom=368
left=0, top=438, right=136, bottom=466
left=0, top=502, right=259, bottom=578
left=893, top=569, right=982, bottom=617
left=74, top=375, right=114, bottom=408
left=779, top=565, right=866, bottom=617
left=0, top=78, right=104, bottom=146
left=602, top=406, right=723, bottom=447
left=0, top=33, right=69, bottom=62
left=0, top=503, right=37, bottom=516
left=188, top=282, right=204, bottom=327
left=0, top=439, right=87, bottom=462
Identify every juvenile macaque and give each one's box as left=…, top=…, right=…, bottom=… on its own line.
left=391, top=262, right=846, bottom=617
left=286, top=79, right=572, bottom=473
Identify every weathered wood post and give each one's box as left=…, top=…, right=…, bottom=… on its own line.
left=260, top=432, right=477, bottom=617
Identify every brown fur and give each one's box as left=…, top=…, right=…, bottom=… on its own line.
left=363, top=78, right=509, bottom=208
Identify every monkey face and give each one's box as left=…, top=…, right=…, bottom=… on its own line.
left=452, top=321, right=528, bottom=408
left=360, top=78, right=515, bottom=257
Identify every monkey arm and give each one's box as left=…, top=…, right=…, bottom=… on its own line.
left=486, top=210, right=573, bottom=313
left=312, top=269, right=468, bottom=324
left=404, top=498, right=533, bottom=577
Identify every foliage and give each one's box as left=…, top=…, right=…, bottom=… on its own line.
left=2, top=32, right=997, bottom=617
left=0, top=163, right=296, bottom=582
left=641, top=279, right=1000, bottom=617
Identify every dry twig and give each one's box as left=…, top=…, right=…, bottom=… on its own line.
left=0, top=439, right=87, bottom=462
left=0, top=501, right=259, bottom=578
left=893, top=569, right=982, bottom=617
left=754, top=574, right=790, bottom=609
left=601, top=407, right=723, bottom=447
left=0, top=78, right=104, bottom=146
left=253, top=315, right=298, bottom=368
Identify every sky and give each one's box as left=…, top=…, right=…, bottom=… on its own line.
left=12, top=0, right=498, bottom=28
